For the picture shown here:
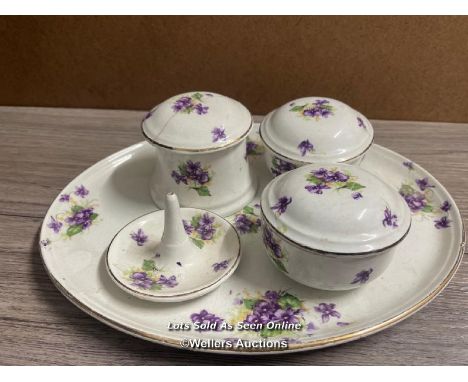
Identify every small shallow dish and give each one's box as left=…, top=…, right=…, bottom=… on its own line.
left=260, top=97, right=374, bottom=176
left=260, top=163, right=411, bottom=290
left=106, top=193, right=241, bottom=302
left=142, top=91, right=256, bottom=216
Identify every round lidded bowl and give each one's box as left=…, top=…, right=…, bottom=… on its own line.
left=142, top=91, right=256, bottom=216
left=260, top=163, right=411, bottom=290
left=259, top=97, right=374, bottom=176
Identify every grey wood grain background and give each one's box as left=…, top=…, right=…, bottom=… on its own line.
left=0, top=107, right=467, bottom=365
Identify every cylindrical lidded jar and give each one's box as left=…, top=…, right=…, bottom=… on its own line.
left=142, top=92, right=256, bottom=216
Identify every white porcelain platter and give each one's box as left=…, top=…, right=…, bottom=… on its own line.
left=39, top=122, right=465, bottom=354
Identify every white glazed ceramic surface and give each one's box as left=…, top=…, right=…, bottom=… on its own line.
left=142, top=92, right=252, bottom=152
left=260, top=97, right=373, bottom=176
left=142, top=91, right=256, bottom=216
left=260, top=163, right=411, bottom=290
left=106, top=208, right=241, bottom=302
left=39, top=123, right=464, bottom=354
left=262, top=163, right=411, bottom=254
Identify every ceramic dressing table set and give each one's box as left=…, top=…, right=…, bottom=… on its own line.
left=40, top=92, right=465, bottom=354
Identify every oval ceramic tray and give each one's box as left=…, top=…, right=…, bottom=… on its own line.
left=39, top=123, right=465, bottom=354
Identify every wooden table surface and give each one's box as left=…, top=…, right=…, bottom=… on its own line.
left=0, top=107, right=467, bottom=365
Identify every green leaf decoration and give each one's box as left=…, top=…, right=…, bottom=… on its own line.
left=191, top=215, right=201, bottom=228
left=66, top=225, right=83, bottom=237
left=196, top=186, right=211, bottom=196
left=192, top=92, right=203, bottom=101
left=278, top=293, right=302, bottom=309
left=243, top=299, right=256, bottom=310
left=306, top=175, right=322, bottom=185
left=399, top=184, right=415, bottom=196
left=243, top=206, right=255, bottom=215
left=272, top=258, right=288, bottom=274
left=290, top=105, right=305, bottom=112
left=150, top=284, right=162, bottom=291
left=422, top=205, right=433, bottom=213
left=142, top=259, right=155, bottom=271
left=178, top=164, right=188, bottom=176
left=71, top=205, right=84, bottom=213
left=190, top=237, right=205, bottom=249
left=343, top=182, right=365, bottom=191
left=90, top=213, right=98, bottom=220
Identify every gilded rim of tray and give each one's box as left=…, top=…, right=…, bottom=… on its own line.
left=40, top=225, right=465, bottom=354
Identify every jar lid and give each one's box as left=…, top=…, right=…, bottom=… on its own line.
left=261, top=163, right=411, bottom=254
left=142, top=92, right=252, bottom=152
left=260, top=97, right=373, bottom=163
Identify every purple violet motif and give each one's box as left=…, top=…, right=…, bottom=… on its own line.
left=183, top=220, right=194, bottom=234
left=74, top=185, right=89, bottom=198
left=401, top=192, right=427, bottom=212
left=172, top=93, right=209, bottom=115
left=190, top=310, right=224, bottom=331
left=403, top=161, right=414, bottom=170
left=357, top=117, right=366, bottom=129
left=382, top=208, right=398, bottom=228
left=211, top=126, right=227, bottom=143
left=434, top=216, right=451, bottom=229
left=337, top=322, right=350, bottom=327
left=298, top=139, right=314, bottom=157
left=171, top=160, right=211, bottom=196
left=47, top=216, right=63, bottom=233
left=305, top=183, right=330, bottom=194
left=59, top=194, right=70, bottom=202
left=352, top=192, right=363, bottom=200
left=196, top=213, right=216, bottom=240
left=314, top=303, right=341, bottom=323
left=156, top=275, right=178, bottom=288
left=271, top=196, right=292, bottom=215
left=130, top=272, right=153, bottom=290
left=130, top=228, right=148, bottom=246
left=65, top=207, right=96, bottom=231
left=212, top=260, right=230, bottom=272
left=234, top=213, right=261, bottom=234
left=271, top=157, right=297, bottom=177
left=440, top=201, right=452, bottom=212
left=306, top=322, right=316, bottom=332
left=416, top=177, right=435, bottom=191
left=263, top=227, right=283, bottom=259
left=351, top=268, right=374, bottom=284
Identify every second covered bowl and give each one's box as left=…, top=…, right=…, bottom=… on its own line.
left=260, top=163, right=411, bottom=290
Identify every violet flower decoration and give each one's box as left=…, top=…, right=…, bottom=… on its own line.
left=271, top=196, right=292, bottom=215
left=130, top=228, right=148, bottom=246
left=352, top=192, right=363, bottom=200
left=351, top=268, right=373, bottom=284
left=212, top=260, right=230, bottom=272
left=74, top=185, right=89, bottom=198
left=434, top=216, right=451, bottom=229
left=297, top=139, right=314, bottom=157
left=211, top=127, right=227, bottom=143
left=157, top=275, right=178, bottom=288
left=131, top=272, right=153, bottom=289
left=314, top=303, right=341, bottom=323
left=415, top=177, right=434, bottom=191
left=47, top=216, right=63, bottom=233
left=357, top=117, right=366, bottom=129
left=190, top=310, right=224, bottom=331
left=440, top=201, right=452, bottom=212
left=305, top=183, right=330, bottom=194
left=403, top=161, right=414, bottom=170
left=382, top=208, right=398, bottom=228
left=59, top=194, right=70, bottom=202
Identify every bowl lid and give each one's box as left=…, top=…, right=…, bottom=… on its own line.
left=260, top=97, right=374, bottom=163
left=142, top=91, right=252, bottom=152
left=261, top=163, right=411, bottom=254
